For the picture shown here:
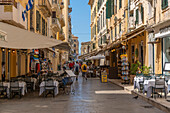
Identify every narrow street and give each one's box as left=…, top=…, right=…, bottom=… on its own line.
left=0, top=76, right=165, bottom=113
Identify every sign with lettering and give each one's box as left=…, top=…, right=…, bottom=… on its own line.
left=4, top=5, right=13, bottom=12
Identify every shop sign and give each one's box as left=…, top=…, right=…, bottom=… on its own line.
left=4, top=5, right=12, bottom=12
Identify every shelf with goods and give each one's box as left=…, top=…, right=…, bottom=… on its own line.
left=120, top=54, right=130, bottom=84
left=117, top=58, right=122, bottom=78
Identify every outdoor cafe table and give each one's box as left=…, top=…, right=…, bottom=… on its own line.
left=3, top=81, right=27, bottom=97
left=143, top=79, right=168, bottom=98
left=39, top=81, right=59, bottom=96
left=134, top=76, right=143, bottom=90
left=31, top=77, right=37, bottom=90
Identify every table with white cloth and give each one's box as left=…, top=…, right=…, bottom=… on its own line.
left=39, top=81, right=59, bottom=96
left=3, top=81, right=27, bottom=97
left=168, top=80, right=170, bottom=92
left=134, top=77, right=144, bottom=90
left=65, top=70, right=76, bottom=94
left=31, top=78, right=37, bottom=90
left=143, top=79, right=168, bottom=98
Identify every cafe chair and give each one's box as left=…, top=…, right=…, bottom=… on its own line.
left=44, top=80, right=55, bottom=97
left=152, top=76, right=166, bottom=99
left=0, top=82, right=7, bottom=98
left=25, top=77, right=34, bottom=91
left=10, top=81, right=22, bottom=99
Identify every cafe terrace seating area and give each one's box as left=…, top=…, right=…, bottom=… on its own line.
left=0, top=70, right=76, bottom=99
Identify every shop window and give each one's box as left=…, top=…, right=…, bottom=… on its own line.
left=162, top=0, right=168, bottom=10
left=74, top=44, right=76, bottom=47
left=52, top=11, right=56, bottom=18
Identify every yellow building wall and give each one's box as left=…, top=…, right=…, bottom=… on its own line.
left=127, top=31, right=148, bottom=66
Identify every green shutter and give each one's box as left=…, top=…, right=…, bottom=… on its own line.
left=136, top=9, right=139, bottom=24
left=115, top=26, right=117, bottom=37
left=141, top=6, right=144, bottom=22
left=106, top=0, right=111, bottom=19
left=119, top=0, right=122, bottom=9
left=111, top=0, right=114, bottom=15
left=119, top=23, right=121, bottom=33
left=36, top=11, right=39, bottom=31
left=162, top=0, right=168, bottom=9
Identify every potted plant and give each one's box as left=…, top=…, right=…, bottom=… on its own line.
left=140, top=65, right=152, bottom=75
left=129, top=61, right=141, bottom=84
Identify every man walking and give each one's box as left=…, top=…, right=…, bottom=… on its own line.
left=81, top=62, right=87, bottom=80
left=74, top=61, right=80, bottom=81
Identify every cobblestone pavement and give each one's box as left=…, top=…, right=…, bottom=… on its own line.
left=0, top=76, right=165, bottom=113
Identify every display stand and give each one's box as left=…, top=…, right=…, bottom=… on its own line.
left=120, top=54, right=129, bottom=84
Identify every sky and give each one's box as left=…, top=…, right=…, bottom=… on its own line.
left=70, top=0, right=91, bottom=55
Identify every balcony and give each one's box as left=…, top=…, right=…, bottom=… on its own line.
left=0, top=0, right=17, bottom=8
left=52, top=1, right=60, bottom=12
left=59, top=15, right=65, bottom=27
left=0, top=2, right=26, bottom=29
left=59, top=31, right=65, bottom=41
left=51, top=18, right=61, bottom=32
left=38, top=0, right=52, bottom=17
left=68, top=7, right=72, bottom=13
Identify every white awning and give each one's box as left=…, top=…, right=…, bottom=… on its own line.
left=155, top=31, right=170, bottom=39
left=88, top=54, right=105, bottom=60
left=0, top=22, right=70, bottom=50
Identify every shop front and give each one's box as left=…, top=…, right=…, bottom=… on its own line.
left=155, top=24, right=170, bottom=75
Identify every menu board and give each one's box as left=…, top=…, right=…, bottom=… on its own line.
left=164, top=62, right=170, bottom=71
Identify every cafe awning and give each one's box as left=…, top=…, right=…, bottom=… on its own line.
left=88, top=54, right=105, bottom=60
left=0, top=22, right=70, bottom=50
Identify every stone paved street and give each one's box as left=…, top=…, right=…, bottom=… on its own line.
left=0, top=76, right=165, bottom=113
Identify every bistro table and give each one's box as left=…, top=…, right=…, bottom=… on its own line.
left=3, top=81, right=27, bottom=97
left=31, top=77, right=37, bottom=90
left=143, top=79, right=168, bottom=98
left=134, top=76, right=143, bottom=90
left=39, top=80, right=59, bottom=96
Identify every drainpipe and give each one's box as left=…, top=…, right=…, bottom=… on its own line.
left=127, top=0, right=130, bottom=33
left=162, top=39, right=164, bottom=74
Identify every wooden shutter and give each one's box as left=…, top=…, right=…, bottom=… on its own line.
left=162, top=0, right=168, bottom=9
left=106, top=0, right=111, bottom=19
left=119, top=0, right=122, bottom=9
left=36, top=10, right=39, bottom=31
left=136, top=9, right=139, bottom=24
left=141, top=6, right=144, bottom=23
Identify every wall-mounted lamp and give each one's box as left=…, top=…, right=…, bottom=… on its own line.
left=8, top=49, right=11, bottom=53
left=12, top=50, right=15, bottom=53
left=1, top=48, right=5, bottom=52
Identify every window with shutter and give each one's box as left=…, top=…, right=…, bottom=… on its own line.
left=36, top=11, right=39, bottom=32
left=111, top=0, right=114, bottom=15
left=106, top=0, right=111, bottom=19
left=115, top=26, right=117, bottom=37
left=162, top=0, right=168, bottom=9
left=119, top=23, right=121, bottom=33
left=119, top=0, right=122, bottom=9
left=136, top=9, right=139, bottom=25
left=141, top=6, right=144, bottom=23
left=45, top=22, right=47, bottom=36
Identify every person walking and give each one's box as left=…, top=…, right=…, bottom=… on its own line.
left=81, top=62, right=87, bottom=80
left=74, top=61, right=80, bottom=81
left=2, top=62, right=5, bottom=82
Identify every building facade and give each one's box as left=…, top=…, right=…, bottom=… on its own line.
left=72, top=35, right=79, bottom=58
left=86, top=0, right=170, bottom=79
left=0, top=0, right=70, bottom=80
